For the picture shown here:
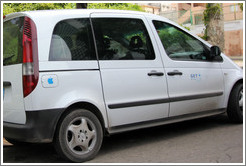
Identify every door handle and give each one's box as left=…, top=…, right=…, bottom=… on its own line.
left=148, top=71, right=164, bottom=76
left=3, top=81, right=11, bottom=87
left=167, top=70, right=183, bottom=76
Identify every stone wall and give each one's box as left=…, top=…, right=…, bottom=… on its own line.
left=190, top=20, right=243, bottom=56
left=224, top=29, right=243, bottom=56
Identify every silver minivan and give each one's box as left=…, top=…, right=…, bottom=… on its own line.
left=3, top=9, right=243, bottom=162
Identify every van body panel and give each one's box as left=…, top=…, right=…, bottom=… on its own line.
left=24, top=69, right=108, bottom=126
left=99, top=68, right=169, bottom=126
left=3, top=65, right=26, bottom=124
left=165, top=66, right=225, bottom=116
left=147, top=17, right=226, bottom=116
left=146, top=15, right=243, bottom=111
left=23, top=69, right=108, bottom=129
left=3, top=108, right=64, bottom=143
left=219, top=52, right=243, bottom=106
left=220, top=68, right=243, bottom=108
left=91, top=13, right=170, bottom=127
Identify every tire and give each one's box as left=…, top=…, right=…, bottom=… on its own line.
left=227, top=83, right=243, bottom=123
left=54, top=109, right=103, bottom=162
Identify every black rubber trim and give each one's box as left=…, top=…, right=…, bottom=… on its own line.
left=169, top=92, right=223, bottom=102
left=108, top=92, right=223, bottom=109
left=110, top=108, right=226, bottom=131
left=3, top=81, right=11, bottom=86
left=108, top=98, right=170, bottom=109
left=3, top=108, right=65, bottom=143
left=39, top=69, right=99, bottom=73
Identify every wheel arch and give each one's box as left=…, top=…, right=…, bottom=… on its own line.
left=54, top=101, right=108, bottom=140
left=226, top=78, right=243, bottom=123
left=227, top=78, right=243, bottom=106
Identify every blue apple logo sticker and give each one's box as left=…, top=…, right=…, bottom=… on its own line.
left=48, top=77, right=53, bottom=84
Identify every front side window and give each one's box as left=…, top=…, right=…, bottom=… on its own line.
left=153, top=20, right=210, bottom=61
left=92, top=18, right=155, bottom=60
left=49, top=18, right=96, bottom=61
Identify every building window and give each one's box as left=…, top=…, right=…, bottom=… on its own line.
left=230, top=5, right=238, bottom=12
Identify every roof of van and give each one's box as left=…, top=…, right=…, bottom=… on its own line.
left=4, top=9, right=168, bottom=22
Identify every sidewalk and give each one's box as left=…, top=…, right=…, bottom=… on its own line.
left=3, top=138, right=12, bottom=146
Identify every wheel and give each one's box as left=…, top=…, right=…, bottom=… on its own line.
left=54, top=109, right=103, bottom=162
left=227, top=83, right=243, bottom=123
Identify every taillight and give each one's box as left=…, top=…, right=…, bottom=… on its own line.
left=22, top=17, right=39, bottom=97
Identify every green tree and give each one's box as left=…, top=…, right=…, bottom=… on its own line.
left=203, top=3, right=224, bottom=51
left=3, top=3, right=143, bottom=15
left=238, top=3, right=243, bottom=11
left=88, top=3, right=143, bottom=11
left=3, top=3, right=75, bottom=15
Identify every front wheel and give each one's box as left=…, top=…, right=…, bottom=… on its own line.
left=227, top=83, right=243, bottom=123
left=54, top=109, right=103, bottom=162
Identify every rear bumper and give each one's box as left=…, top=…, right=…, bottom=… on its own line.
left=3, top=108, right=64, bottom=143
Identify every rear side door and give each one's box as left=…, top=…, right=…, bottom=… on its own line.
left=3, top=17, right=26, bottom=124
left=91, top=13, right=169, bottom=128
left=151, top=20, right=225, bottom=117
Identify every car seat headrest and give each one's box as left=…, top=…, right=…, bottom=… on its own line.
left=130, top=36, right=143, bottom=49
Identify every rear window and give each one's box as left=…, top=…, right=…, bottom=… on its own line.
left=49, top=18, right=96, bottom=61
left=3, top=17, right=24, bottom=66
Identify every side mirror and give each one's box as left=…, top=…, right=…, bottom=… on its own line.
left=210, top=46, right=221, bottom=59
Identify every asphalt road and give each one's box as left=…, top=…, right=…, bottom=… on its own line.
left=3, top=114, right=243, bottom=163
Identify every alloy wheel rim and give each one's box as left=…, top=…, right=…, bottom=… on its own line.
left=239, top=89, right=243, bottom=112
left=66, top=117, right=97, bottom=155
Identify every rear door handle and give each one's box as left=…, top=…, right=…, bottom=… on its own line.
left=3, top=81, right=11, bottom=87
left=167, top=71, right=183, bottom=76
left=148, top=71, right=164, bottom=76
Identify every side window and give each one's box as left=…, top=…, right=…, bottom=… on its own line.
left=153, top=20, right=210, bottom=61
left=92, top=18, right=155, bottom=60
left=3, top=17, right=24, bottom=66
left=49, top=18, right=96, bottom=61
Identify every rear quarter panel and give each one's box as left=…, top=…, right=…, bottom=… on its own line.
left=23, top=12, right=109, bottom=128
left=24, top=63, right=108, bottom=128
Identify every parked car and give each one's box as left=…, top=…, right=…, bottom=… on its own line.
left=3, top=9, right=243, bottom=162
